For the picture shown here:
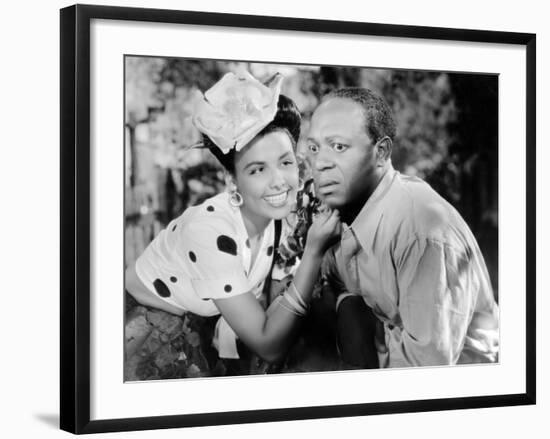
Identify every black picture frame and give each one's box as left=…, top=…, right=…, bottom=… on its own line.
left=60, top=3, right=536, bottom=434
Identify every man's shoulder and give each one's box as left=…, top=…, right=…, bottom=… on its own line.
left=390, top=173, right=458, bottom=238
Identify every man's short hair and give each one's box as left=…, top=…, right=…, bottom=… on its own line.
left=324, top=87, right=396, bottom=143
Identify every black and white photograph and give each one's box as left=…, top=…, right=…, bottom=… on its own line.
left=123, top=57, right=500, bottom=380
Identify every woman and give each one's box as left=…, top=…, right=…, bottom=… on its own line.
left=125, top=71, right=340, bottom=367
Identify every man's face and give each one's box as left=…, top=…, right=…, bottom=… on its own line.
left=306, top=98, right=379, bottom=212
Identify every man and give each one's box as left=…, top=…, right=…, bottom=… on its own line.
left=306, top=87, right=499, bottom=368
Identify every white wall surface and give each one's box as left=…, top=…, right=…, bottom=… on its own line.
left=0, top=0, right=546, bottom=437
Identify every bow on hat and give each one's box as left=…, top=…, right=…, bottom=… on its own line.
left=192, top=70, right=284, bottom=155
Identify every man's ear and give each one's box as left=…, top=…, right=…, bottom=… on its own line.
left=375, top=136, right=392, bottom=164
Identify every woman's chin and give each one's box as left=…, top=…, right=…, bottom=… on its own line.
left=261, top=190, right=296, bottom=219
left=262, top=202, right=293, bottom=219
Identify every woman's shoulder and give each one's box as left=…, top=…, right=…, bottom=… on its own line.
left=174, top=192, right=242, bottom=242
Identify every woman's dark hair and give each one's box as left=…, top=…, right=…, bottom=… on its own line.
left=203, top=94, right=301, bottom=174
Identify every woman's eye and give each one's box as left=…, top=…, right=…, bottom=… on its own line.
left=250, top=167, right=264, bottom=175
left=332, top=143, right=348, bottom=152
left=308, top=144, right=319, bottom=154
left=282, top=160, right=295, bottom=167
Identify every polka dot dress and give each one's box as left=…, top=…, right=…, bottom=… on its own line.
left=135, top=192, right=276, bottom=317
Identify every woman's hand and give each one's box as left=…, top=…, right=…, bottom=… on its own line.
left=304, top=209, right=342, bottom=256
left=214, top=211, right=341, bottom=364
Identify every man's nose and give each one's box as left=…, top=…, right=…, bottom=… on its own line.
left=313, top=148, right=335, bottom=172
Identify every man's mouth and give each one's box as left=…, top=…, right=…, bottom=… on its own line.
left=317, top=181, right=339, bottom=193
left=263, top=191, right=289, bottom=207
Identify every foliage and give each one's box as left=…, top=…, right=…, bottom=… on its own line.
left=274, top=178, right=324, bottom=275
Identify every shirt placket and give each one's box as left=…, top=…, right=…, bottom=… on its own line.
left=340, top=226, right=361, bottom=294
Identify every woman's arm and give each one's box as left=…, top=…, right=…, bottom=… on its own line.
left=214, top=209, right=341, bottom=363
left=125, top=264, right=185, bottom=316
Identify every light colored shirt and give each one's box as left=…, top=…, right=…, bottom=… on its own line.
left=323, top=164, right=499, bottom=367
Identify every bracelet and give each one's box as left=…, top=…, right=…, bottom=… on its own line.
left=282, top=283, right=308, bottom=316
left=283, top=291, right=306, bottom=316
left=278, top=297, right=303, bottom=316
left=288, top=282, right=308, bottom=309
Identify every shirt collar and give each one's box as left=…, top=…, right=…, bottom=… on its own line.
left=349, top=162, right=397, bottom=251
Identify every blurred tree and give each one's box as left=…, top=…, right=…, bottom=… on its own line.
left=436, top=74, right=499, bottom=295
left=158, top=59, right=225, bottom=95
left=125, top=57, right=165, bottom=126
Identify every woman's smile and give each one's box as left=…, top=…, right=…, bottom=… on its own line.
left=263, top=190, right=290, bottom=207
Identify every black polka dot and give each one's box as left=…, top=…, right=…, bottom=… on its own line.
left=170, top=276, right=177, bottom=283
left=217, top=235, right=237, bottom=255
left=153, top=279, right=171, bottom=298
left=189, top=251, right=197, bottom=262
left=245, top=239, right=250, bottom=248
left=206, top=205, right=215, bottom=212
left=224, top=284, right=232, bottom=293
left=267, top=246, right=274, bottom=256
left=172, top=225, right=177, bottom=232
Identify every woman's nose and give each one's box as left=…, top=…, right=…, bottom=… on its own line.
left=270, top=168, right=285, bottom=188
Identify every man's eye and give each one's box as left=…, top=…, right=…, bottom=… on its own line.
left=282, top=160, right=295, bottom=167
left=308, top=144, right=319, bottom=154
left=332, top=143, right=348, bottom=152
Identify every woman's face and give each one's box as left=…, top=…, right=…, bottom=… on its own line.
left=233, top=130, right=299, bottom=225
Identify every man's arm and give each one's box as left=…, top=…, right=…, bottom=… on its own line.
left=388, top=238, right=476, bottom=367
left=323, top=248, right=380, bottom=368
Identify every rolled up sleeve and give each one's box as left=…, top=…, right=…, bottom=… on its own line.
left=389, top=238, right=476, bottom=367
